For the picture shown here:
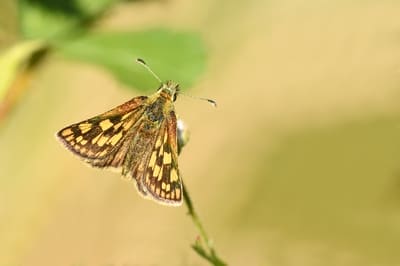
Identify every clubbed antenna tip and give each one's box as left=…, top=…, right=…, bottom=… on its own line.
left=179, top=92, right=217, bottom=108
left=136, top=58, right=146, bottom=65
left=206, top=99, right=217, bottom=108
left=135, top=58, right=162, bottom=83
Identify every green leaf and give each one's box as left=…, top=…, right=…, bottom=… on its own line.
left=19, top=0, right=117, bottom=39
left=0, top=40, right=47, bottom=101
left=56, top=29, right=207, bottom=92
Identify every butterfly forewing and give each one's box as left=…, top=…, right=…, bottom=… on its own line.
left=57, top=96, right=147, bottom=166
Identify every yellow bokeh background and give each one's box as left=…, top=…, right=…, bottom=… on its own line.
left=1, top=0, right=400, bottom=265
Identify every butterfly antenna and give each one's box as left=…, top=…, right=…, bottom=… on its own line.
left=136, top=58, right=216, bottom=107
left=136, top=58, right=162, bottom=83
left=179, top=92, right=217, bottom=108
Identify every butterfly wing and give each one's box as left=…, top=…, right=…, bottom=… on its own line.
left=140, top=110, right=183, bottom=205
left=56, top=96, right=147, bottom=168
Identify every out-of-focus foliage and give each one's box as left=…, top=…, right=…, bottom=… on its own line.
left=0, top=0, right=206, bottom=104
left=0, top=40, right=45, bottom=100
left=57, top=29, right=206, bottom=91
left=20, top=0, right=118, bottom=39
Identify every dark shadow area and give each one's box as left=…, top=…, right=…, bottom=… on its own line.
left=23, top=0, right=85, bottom=17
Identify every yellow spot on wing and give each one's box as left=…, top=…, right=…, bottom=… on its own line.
left=80, top=139, right=88, bottom=145
left=162, top=182, right=166, bottom=189
left=123, top=119, right=135, bottom=130
left=154, top=165, right=161, bottom=177
left=97, top=136, right=109, bottom=147
left=122, top=111, right=133, bottom=120
left=157, top=167, right=163, bottom=181
left=76, top=136, right=83, bottom=143
left=166, top=184, right=171, bottom=192
left=149, top=151, right=157, bottom=168
left=158, top=143, right=164, bottom=156
left=79, top=123, right=92, bottom=134
left=91, top=134, right=102, bottom=144
left=155, top=137, right=162, bottom=148
left=99, top=119, right=113, bottom=130
left=109, top=132, right=123, bottom=146
left=163, top=152, right=172, bottom=164
left=175, top=188, right=181, bottom=198
left=114, top=122, right=123, bottom=130
left=61, top=128, right=73, bottom=136
left=170, top=168, right=179, bottom=182
left=98, top=150, right=108, bottom=157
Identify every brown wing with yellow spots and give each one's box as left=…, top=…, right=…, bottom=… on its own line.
left=141, top=110, right=183, bottom=205
left=56, top=96, right=147, bottom=168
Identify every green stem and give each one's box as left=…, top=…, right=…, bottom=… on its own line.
left=177, top=120, right=226, bottom=265
left=182, top=182, right=227, bottom=266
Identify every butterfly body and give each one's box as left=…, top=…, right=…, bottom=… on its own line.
left=57, top=80, right=183, bottom=206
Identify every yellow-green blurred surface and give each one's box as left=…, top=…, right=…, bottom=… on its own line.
left=2, top=0, right=400, bottom=265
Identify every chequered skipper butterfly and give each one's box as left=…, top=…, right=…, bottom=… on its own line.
left=57, top=59, right=215, bottom=206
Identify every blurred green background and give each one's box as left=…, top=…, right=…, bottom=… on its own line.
left=1, top=0, right=400, bottom=265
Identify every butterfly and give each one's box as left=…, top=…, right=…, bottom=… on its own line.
left=57, top=80, right=185, bottom=205
left=56, top=59, right=189, bottom=206
left=57, top=59, right=216, bottom=206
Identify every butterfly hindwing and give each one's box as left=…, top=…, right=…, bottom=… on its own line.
left=142, top=110, right=183, bottom=205
left=57, top=96, right=147, bottom=166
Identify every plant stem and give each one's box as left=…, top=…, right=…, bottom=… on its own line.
left=182, top=182, right=227, bottom=266
left=176, top=114, right=227, bottom=265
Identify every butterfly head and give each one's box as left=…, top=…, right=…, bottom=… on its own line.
left=159, top=80, right=180, bottom=102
